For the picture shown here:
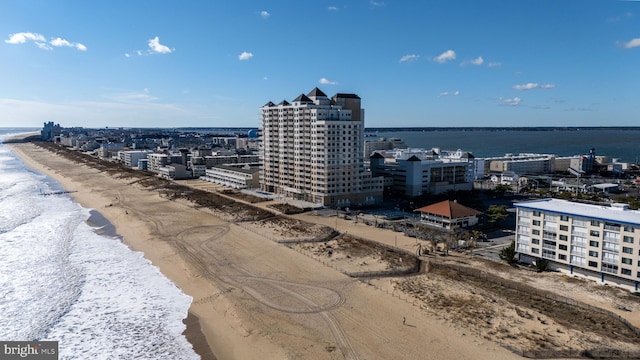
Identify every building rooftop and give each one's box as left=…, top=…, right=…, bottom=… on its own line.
left=514, top=198, right=640, bottom=225
left=415, top=200, right=482, bottom=219
left=307, top=87, right=327, bottom=98
left=293, top=94, right=313, bottom=103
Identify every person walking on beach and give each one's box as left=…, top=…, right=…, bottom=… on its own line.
left=402, top=316, right=406, bottom=325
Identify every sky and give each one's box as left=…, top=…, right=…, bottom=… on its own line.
left=1, top=0, right=639, bottom=129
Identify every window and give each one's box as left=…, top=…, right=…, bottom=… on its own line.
left=623, top=247, right=633, bottom=254
left=559, top=235, right=568, bottom=241
left=532, top=239, right=540, bottom=245
left=589, top=240, right=599, bottom=247
left=621, top=268, right=632, bottom=276
left=591, top=220, right=600, bottom=227
left=624, top=225, right=635, bottom=232
left=622, top=257, right=632, bottom=265
left=559, top=244, right=567, bottom=251
left=533, top=211, right=541, bottom=217
left=602, top=263, right=618, bottom=274
left=623, top=236, right=634, bottom=244
left=590, top=230, right=600, bottom=237
left=532, top=248, right=539, bottom=254
left=589, top=250, right=599, bottom=257
left=559, top=254, right=567, bottom=260
left=533, top=220, right=541, bottom=226
left=588, top=261, right=598, bottom=268
left=560, top=215, right=569, bottom=221
left=560, top=225, right=569, bottom=231
left=532, top=229, right=540, bottom=235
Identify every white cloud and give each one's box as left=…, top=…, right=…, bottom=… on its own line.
left=105, top=89, right=158, bottom=103
left=370, top=1, right=385, bottom=7
left=36, top=42, right=52, bottom=50
left=261, top=10, right=270, bottom=19
left=470, top=56, right=484, bottom=65
left=125, top=53, right=131, bottom=58
left=328, top=6, right=338, bottom=11
left=488, top=62, right=502, bottom=67
left=434, top=49, right=456, bottom=63
left=50, top=37, right=87, bottom=51
left=319, top=77, right=337, bottom=85
left=5, top=32, right=45, bottom=44
left=513, top=83, right=555, bottom=90
left=50, top=37, right=72, bottom=47
left=238, top=51, right=253, bottom=60
left=399, top=54, right=419, bottom=62
left=5, top=32, right=86, bottom=51
left=499, top=97, right=522, bottom=106
left=622, top=38, right=640, bottom=48
left=439, top=90, right=460, bottom=97
left=148, top=36, right=173, bottom=54
left=461, top=56, right=485, bottom=67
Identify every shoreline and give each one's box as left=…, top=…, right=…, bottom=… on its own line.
left=6, top=140, right=523, bottom=360
left=84, top=209, right=216, bottom=360
left=7, top=142, right=220, bottom=360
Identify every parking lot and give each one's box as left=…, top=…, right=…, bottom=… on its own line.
left=470, top=229, right=515, bottom=262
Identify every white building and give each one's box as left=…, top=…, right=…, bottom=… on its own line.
left=147, top=153, right=169, bottom=173
left=201, top=165, right=260, bottom=189
left=260, top=87, right=383, bottom=207
left=369, top=149, right=474, bottom=197
left=118, top=150, right=153, bottom=168
left=364, top=137, right=408, bottom=159
left=515, top=198, right=640, bottom=291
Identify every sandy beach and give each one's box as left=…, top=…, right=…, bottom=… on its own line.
left=7, top=140, right=640, bottom=360
left=6, top=141, right=524, bottom=359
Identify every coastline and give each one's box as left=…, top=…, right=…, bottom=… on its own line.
left=6, top=141, right=522, bottom=360
left=84, top=209, right=216, bottom=360
left=7, top=142, right=221, bottom=360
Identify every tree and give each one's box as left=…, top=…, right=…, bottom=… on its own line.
left=535, top=258, right=549, bottom=272
left=499, top=240, right=517, bottom=265
left=485, top=204, right=509, bottom=225
left=415, top=225, right=439, bottom=255
left=493, top=184, right=511, bottom=197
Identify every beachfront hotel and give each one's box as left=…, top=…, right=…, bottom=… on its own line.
left=515, top=198, right=640, bottom=291
left=259, top=87, right=383, bottom=207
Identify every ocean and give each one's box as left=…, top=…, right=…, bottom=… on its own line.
left=371, top=128, right=640, bottom=163
left=0, top=128, right=199, bottom=359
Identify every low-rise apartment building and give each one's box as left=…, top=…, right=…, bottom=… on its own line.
left=200, top=165, right=260, bottom=189
left=515, top=198, right=640, bottom=291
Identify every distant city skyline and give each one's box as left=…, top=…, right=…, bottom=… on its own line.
left=1, top=1, right=639, bottom=128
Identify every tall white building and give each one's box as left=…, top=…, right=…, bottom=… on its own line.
left=260, top=87, right=383, bottom=207
left=515, top=198, right=640, bottom=291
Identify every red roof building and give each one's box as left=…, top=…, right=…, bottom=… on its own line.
left=414, top=200, right=482, bottom=230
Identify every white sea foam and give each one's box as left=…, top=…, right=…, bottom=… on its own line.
left=0, top=132, right=199, bottom=359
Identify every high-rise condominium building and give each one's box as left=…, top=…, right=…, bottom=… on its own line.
left=260, top=87, right=383, bottom=207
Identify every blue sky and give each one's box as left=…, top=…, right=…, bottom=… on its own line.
left=1, top=0, right=639, bottom=128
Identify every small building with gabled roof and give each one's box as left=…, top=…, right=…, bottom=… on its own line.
left=415, top=200, right=482, bottom=230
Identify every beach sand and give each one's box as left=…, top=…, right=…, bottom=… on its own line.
left=9, top=141, right=638, bottom=359
left=7, top=142, right=520, bottom=359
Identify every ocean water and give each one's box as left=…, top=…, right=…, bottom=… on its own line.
left=372, top=128, right=640, bottom=163
left=0, top=129, right=199, bottom=359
